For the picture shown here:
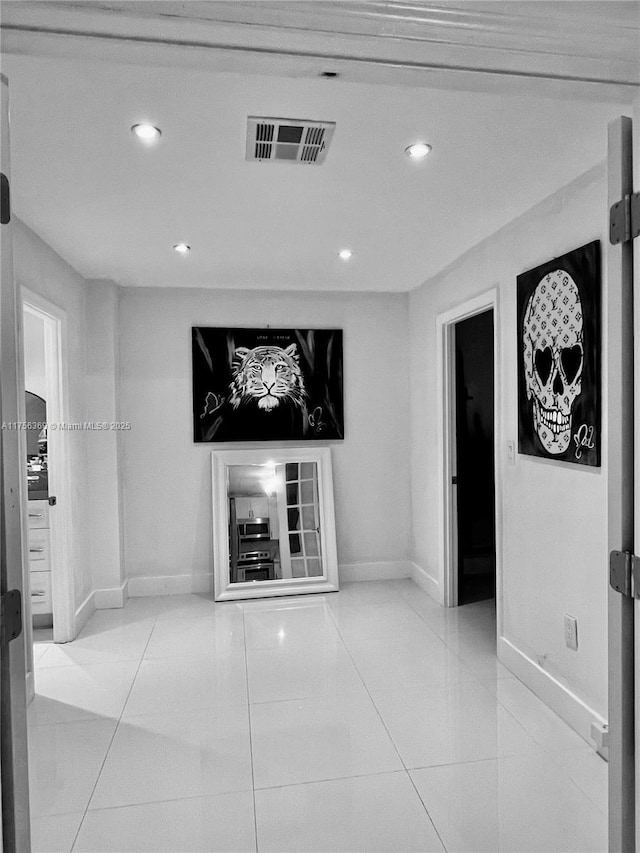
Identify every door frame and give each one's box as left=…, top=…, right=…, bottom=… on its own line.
left=0, top=71, right=31, bottom=853
left=606, top=115, right=636, bottom=853
left=437, top=288, right=501, bottom=617
left=21, top=289, right=75, bottom=644
left=634, top=95, right=640, bottom=853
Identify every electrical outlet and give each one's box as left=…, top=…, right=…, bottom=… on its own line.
left=564, top=614, right=578, bottom=651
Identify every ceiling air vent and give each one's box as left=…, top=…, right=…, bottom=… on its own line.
left=247, top=117, right=335, bottom=165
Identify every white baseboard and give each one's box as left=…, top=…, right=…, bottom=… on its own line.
left=126, top=564, right=410, bottom=596
left=410, top=561, right=442, bottom=604
left=498, top=636, right=607, bottom=746
left=74, top=591, right=96, bottom=635
left=94, top=581, right=128, bottom=610
left=127, top=573, right=213, bottom=597
left=338, top=560, right=412, bottom=583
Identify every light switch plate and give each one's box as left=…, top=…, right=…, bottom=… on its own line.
left=564, top=614, right=578, bottom=651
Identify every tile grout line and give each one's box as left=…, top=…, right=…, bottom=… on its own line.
left=405, top=772, right=449, bottom=853
left=252, top=767, right=414, bottom=792
left=241, top=605, right=260, bottom=853
left=344, top=584, right=493, bottom=683
left=325, top=601, right=450, bottom=853
left=68, top=605, right=162, bottom=853
left=541, top=747, right=609, bottom=817
left=395, top=588, right=489, bottom=678
left=67, top=787, right=254, bottom=815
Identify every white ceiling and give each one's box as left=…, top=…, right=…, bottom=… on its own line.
left=1, top=1, right=638, bottom=293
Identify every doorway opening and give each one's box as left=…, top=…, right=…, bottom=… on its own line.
left=23, top=307, right=52, bottom=641
left=439, top=289, right=500, bottom=618
left=21, top=293, right=75, bottom=656
left=454, top=310, right=496, bottom=606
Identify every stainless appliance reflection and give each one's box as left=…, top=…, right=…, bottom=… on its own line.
left=234, top=516, right=276, bottom=582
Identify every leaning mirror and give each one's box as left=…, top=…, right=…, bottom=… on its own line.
left=211, top=447, right=339, bottom=601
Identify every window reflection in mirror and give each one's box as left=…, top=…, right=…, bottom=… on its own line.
left=227, top=461, right=323, bottom=584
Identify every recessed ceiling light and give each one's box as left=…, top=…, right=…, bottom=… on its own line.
left=338, top=249, right=353, bottom=261
left=131, top=123, right=162, bottom=144
left=173, top=243, right=190, bottom=254
left=404, top=142, right=432, bottom=160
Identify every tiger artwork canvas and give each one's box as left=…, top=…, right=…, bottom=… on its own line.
left=192, top=328, right=344, bottom=442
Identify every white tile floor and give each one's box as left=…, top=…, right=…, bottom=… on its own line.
left=29, top=580, right=607, bottom=852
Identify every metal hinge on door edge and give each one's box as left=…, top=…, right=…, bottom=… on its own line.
left=609, top=191, right=640, bottom=244
left=0, top=172, right=10, bottom=224
left=0, top=589, right=22, bottom=644
left=610, top=550, right=640, bottom=598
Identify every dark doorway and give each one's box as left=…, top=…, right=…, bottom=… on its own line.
left=454, top=310, right=496, bottom=605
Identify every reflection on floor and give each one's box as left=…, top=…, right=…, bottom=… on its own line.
left=458, top=561, right=495, bottom=605
left=33, top=627, right=53, bottom=643
left=30, top=580, right=607, bottom=852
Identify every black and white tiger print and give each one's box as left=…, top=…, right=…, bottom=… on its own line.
left=229, top=344, right=307, bottom=412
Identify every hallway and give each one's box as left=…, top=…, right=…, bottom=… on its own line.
left=29, top=581, right=607, bottom=852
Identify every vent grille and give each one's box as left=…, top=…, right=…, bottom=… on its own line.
left=301, top=126, right=326, bottom=163
left=255, top=123, right=274, bottom=159
left=247, top=117, right=335, bottom=165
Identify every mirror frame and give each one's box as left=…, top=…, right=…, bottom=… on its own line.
left=211, top=446, right=339, bottom=601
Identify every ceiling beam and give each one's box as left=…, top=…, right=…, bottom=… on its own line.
left=1, top=1, right=638, bottom=101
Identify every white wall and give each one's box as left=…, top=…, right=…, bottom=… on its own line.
left=409, top=162, right=609, bottom=735
left=83, top=279, right=123, bottom=606
left=117, top=287, right=411, bottom=592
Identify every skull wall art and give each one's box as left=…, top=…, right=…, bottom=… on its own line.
left=517, top=242, right=601, bottom=467
left=522, top=270, right=583, bottom=454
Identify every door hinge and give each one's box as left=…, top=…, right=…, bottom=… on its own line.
left=0, top=172, right=10, bottom=224
left=609, top=191, right=640, bottom=245
left=609, top=550, right=640, bottom=598
left=0, top=589, right=23, bottom=645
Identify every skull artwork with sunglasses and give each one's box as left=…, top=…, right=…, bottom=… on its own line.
left=522, top=269, right=584, bottom=454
